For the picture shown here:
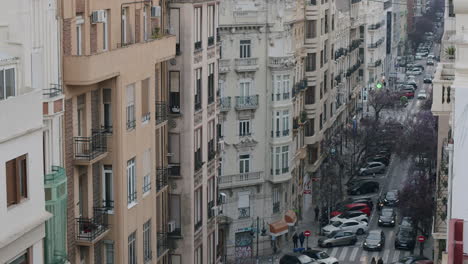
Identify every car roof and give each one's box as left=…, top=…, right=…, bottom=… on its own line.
left=346, top=202, right=370, bottom=207
left=368, top=229, right=382, bottom=235
left=344, top=210, right=366, bottom=215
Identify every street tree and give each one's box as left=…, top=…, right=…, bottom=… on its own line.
left=367, top=89, right=401, bottom=122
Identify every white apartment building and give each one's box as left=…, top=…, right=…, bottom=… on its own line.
left=167, top=1, right=220, bottom=263
left=217, top=0, right=306, bottom=261
left=0, top=0, right=54, bottom=262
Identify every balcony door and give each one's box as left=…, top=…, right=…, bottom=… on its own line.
left=239, top=154, right=250, bottom=181
left=78, top=172, right=88, bottom=218
left=102, top=165, right=113, bottom=213
left=239, top=81, right=251, bottom=97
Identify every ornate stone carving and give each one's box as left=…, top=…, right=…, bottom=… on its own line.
left=233, top=137, right=258, bottom=152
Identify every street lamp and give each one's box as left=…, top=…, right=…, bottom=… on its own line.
left=250, top=217, right=267, bottom=263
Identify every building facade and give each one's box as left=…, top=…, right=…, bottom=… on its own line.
left=0, top=0, right=54, bottom=262
left=60, top=0, right=176, bottom=263
left=166, top=1, right=220, bottom=263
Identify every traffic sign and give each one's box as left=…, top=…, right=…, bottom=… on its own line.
left=303, top=190, right=311, bottom=194
left=304, top=230, right=311, bottom=237
left=417, top=235, right=425, bottom=242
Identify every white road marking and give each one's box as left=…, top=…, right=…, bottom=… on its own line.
left=330, top=247, right=339, bottom=257
left=382, top=249, right=391, bottom=263
left=339, top=246, right=349, bottom=260
left=392, top=250, right=401, bottom=262
left=350, top=247, right=359, bottom=261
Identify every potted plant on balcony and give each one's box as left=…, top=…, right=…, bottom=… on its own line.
left=445, top=46, right=455, bottom=60
left=152, top=27, right=162, bottom=39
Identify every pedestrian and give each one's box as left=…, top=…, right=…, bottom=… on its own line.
left=299, top=232, right=305, bottom=248
left=370, top=257, right=376, bottom=264
left=292, top=233, right=299, bottom=248
left=314, top=206, right=320, bottom=221
left=377, top=258, right=384, bottom=264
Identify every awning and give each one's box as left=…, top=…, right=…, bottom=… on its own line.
left=269, top=220, right=288, bottom=237
left=284, top=210, right=297, bottom=226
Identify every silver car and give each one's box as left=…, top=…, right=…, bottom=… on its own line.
left=359, top=162, right=386, bottom=175
left=318, top=230, right=357, bottom=248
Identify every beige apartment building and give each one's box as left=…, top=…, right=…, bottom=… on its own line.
left=60, top=0, right=175, bottom=263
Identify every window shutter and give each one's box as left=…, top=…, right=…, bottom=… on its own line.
left=6, top=159, right=17, bottom=206
left=18, top=156, right=27, bottom=199
left=238, top=193, right=250, bottom=208
left=143, top=149, right=151, bottom=176
left=126, top=84, right=135, bottom=106
left=141, top=79, right=149, bottom=115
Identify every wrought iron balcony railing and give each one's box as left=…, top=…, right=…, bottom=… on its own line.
left=235, top=95, right=259, bottom=110
left=75, top=208, right=109, bottom=242
left=219, top=97, right=231, bottom=112
left=156, top=101, right=168, bottom=124
left=73, top=129, right=107, bottom=161
left=156, top=167, right=168, bottom=192
left=238, top=207, right=250, bottom=219
left=157, top=232, right=168, bottom=257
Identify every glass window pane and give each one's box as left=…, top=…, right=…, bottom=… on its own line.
left=5, top=68, right=15, bottom=98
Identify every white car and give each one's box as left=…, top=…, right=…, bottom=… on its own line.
left=417, top=90, right=427, bottom=99
left=303, top=250, right=339, bottom=264
left=322, top=219, right=369, bottom=236
left=407, top=69, right=422, bottom=75
left=330, top=210, right=369, bottom=223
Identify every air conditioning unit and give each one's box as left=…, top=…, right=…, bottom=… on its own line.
left=151, top=6, right=161, bottom=17
left=218, top=140, right=225, bottom=152
left=91, top=10, right=106, bottom=24
left=168, top=220, right=176, bottom=233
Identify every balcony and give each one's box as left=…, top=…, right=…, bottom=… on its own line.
left=235, top=95, right=259, bottom=110
left=156, top=101, right=168, bottom=124
left=75, top=208, right=109, bottom=246
left=268, top=56, right=294, bottom=68
left=234, top=58, right=259, bottom=72
left=368, top=22, right=383, bottom=31
left=63, top=35, right=175, bottom=85
left=73, top=129, right=108, bottom=165
left=208, top=200, right=215, bottom=219
left=156, top=167, right=168, bottom=192
left=219, top=97, right=231, bottom=112
left=219, top=59, right=231, bottom=73
left=432, top=63, right=455, bottom=115
left=368, top=59, right=382, bottom=68
left=218, top=171, right=264, bottom=189
left=208, top=36, right=215, bottom=47
left=238, top=207, right=250, bottom=219
left=368, top=38, right=385, bottom=49
left=157, top=232, right=169, bottom=257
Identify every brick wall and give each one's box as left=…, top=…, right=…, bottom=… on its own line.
left=65, top=98, right=76, bottom=262
left=91, top=24, right=97, bottom=54
left=91, top=89, right=100, bottom=130
left=93, top=162, right=101, bottom=208
left=63, top=19, right=72, bottom=56
left=76, top=0, right=85, bottom=14
left=135, top=9, right=141, bottom=43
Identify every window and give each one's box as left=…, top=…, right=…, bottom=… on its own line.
left=104, top=241, right=114, bottom=264
left=320, top=50, right=324, bottom=67
left=103, top=10, right=109, bottom=50
left=141, top=78, right=150, bottom=122
left=306, top=53, right=316, bottom=72
left=143, top=220, right=152, bottom=263
left=324, top=71, right=328, bottom=92
left=208, top=120, right=215, bottom=160
left=195, top=245, right=203, bottom=264
left=324, top=40, right=328, bottom=63
left=169, top=71, right=181, bottom=113
left=273, top=75, right=282, bottom=101
left=319, top=113, right=323, bottom=130
left=208, top=5, right=215, bottom=46
left=239, top=120, right=251, bottom=136
left=170, top=194, right=181, bottom=235
left=127, top=158, right=136, bottom=205
left=103, top=89, right=112, bottom=131
left=306, top=20, right=317, bottom=38
left=321, top=18, right=324, bottom=35
left=126, top=84, right=136, bottom=130
left=6, top=155, right=28, bottom=206
left=238, top=191, right=250, bottom=218
left=305, top=118, right=315, bottom=137
left=207, top=177, right=215, bottom=219
left=0, top=67, right=16, bottom=100
left=305, top=86, right=315, bottom=104
left=325, top=12, right=329, bottom=34
left=332, top=15, right=335, bottom=31
left=239, top=154, right=250, bottom=174
left=282, top=75, right=290, bottom=99
left=273, top=187, right=280, bottom=213
left=320, top=82, right=323, bottom=99
left=102, top=165, right=113, bottom=210
left=239, top=80, right=251, bottom=97
left=208, top=63, right=215, bottom=104
left=240, top=40, right=251, bottom=58
left=208, top=232, right=215, bottom=264
left=282, top=110, right=290, bottom=136
left=195, top=68, right=202, bottom=111
left=122, top=8, right=128, bottom=44
left=195, top=7, right=202, bottom=49
left=323, top=102, right=327, bottom=121
left=142, top=149, right=151, bottom=194
left=272, top=110, right=289, bottom=138
left=77, top=95, right=85, bottom=137
left=281, top=146, right=289, bottom=173
left=194, top=187, right=203, bottom=230
left=330, top=102, right=333, bottom=117
left=76, top=20, right=83, bottom=55
left=194, top=128, right=203, bottom=170
left=8, top=249, right=30, bottom=264
left=143, top=7, right=148, bottom=41
left=272, top=146, right=289, bottom=175
left=128, top=232, right=136, bottom=264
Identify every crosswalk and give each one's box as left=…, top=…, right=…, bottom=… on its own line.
left=318, top=231, right=414, bottom=263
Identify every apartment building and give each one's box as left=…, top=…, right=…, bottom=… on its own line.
left=60, top=0, right=175, bottom=263
left=165, top=1, right=219, bottom=263
left=216, top=0, right=306, bottom=261
left=0, top=1, right=54, bottom=262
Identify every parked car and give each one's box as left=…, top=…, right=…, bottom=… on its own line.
left=417, top=90, right=427, bottom=99
left=393, top=256, right=429, bottom=264
left=378, top=208, right=397, bottom=227
left=366, top=155, right=390, bottom=166
left=395, top=227, right=416, bottom=250
left=330, top=203, right=372, bottom=217
left=400, top=217, right=415, bottom=231
left=347, top=181, right=380, bottom=196
left=423, top=75, right=432, bottom=83
left=323, top=219, right=369, bottom=236
left=377, top=190, right=399, bottom=209
left=414, top=261, right=434, bottom=264
left=318, top=231, right=357, bottom=248
left=406, top=80, right=418, bottom=89
left=427, top=59, right=434, bottom=66
left=335, top=196, right=374, bottom=210
left=415, top=54, right=422, bottom=60
left=407, top=68, right=423, bottom=75
left=359, top=162, right=386, bottom=175
left=330, top=211, right=369, bottom=223
left=280, top=253, right=317, bottom=264
left=363, top=230, right=385, bottom=251
left=401, top=88, right=415, bottom=99
left=302, top=250, right=339, bottom=264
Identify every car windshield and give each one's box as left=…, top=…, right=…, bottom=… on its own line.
left=367, top=232, right=380, bottom=240
left=386, top=192, right=396, bottom=200
left=420, top=90, right=426, bottom=94
left=327, top=231, right=340, bottom=238
left=317, top=252, right=329, bottom=259
left=399, top=229, right=412, bottom=237
left=382, top=209, right=393, bottom=216
left=332, top=221, right=342, bottom=227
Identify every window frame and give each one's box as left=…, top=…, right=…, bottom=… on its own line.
left=102, top=165, right=114, bottom=213
left=128, top=231, right=137, bottom=264
left=0, top=66, right=16, bottom=100
left=239, top=119, right=251, bottom=136
left=240, top=39, right=251, bottom=58
left=143, top=219, right=152, bottom=263
left=127, top=158, right=137, bottom=207
left=194, top=187, right=203, bottom=231
left=5, top=154, right=28, bottom=207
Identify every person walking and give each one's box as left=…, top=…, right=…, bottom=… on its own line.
left=377, top=258, right=384, bottom=264
left=370, top=257, right=377, bottom=264
left=299, top=232, right=305, bottom=248
left=314, top=206, right=320, bottom=221
left=292, top=233, right=299, bottom=248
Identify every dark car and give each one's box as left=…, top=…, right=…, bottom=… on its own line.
left=366, top=155, right=390, bottom=166
left=377, top=190, right=399, bottom=209
left=280, top=253, right=316, bottom=264
left=395, top=227, right=416, bottom=250
left=400, top=217, right=415, bottom=231
left=347, top=181, right=379, bottom=196
left=363, top=230, right=385, bottom=251
left=393, top=255, right=429, bottom=264
left=423, top=75, right=432, bottom=83
left=378, top=208, right=397, bottom=227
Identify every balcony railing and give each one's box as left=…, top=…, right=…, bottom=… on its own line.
left=169, top=92, right=180, bottom=114
left=156, top=167, right=168, bottom=192
left=368, top=38, right=385, bottom=49
left=208, top=200, right=215, bottom=219
left=368, top=22, right=383, bottom=30
left=238, top=207, right=250, bottom=219
left=208, top=140, right=216, bottom=161
left=157, top=232, right=168, bottom=257
left=168, top=163, right=181, bottom=177
left=156, top=101, right=168, bottom=124
left=75, top=208, right=109, bottom=243
left=235, top=95, right=259, bottom=110
left=218, top=171, right=264, bottom=188
left=234, top=58, right=259, bottom=72
left=368, top=59, right=382, bottom=68
left=219, top=97, right=231, bottom=112
left=194, top=41, right=202, bottom=50
left=73, top=129, right=107, bottom=161
left=43, top=84, right=62, bottom=98
left=208, top=36, right=215, bottom=46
